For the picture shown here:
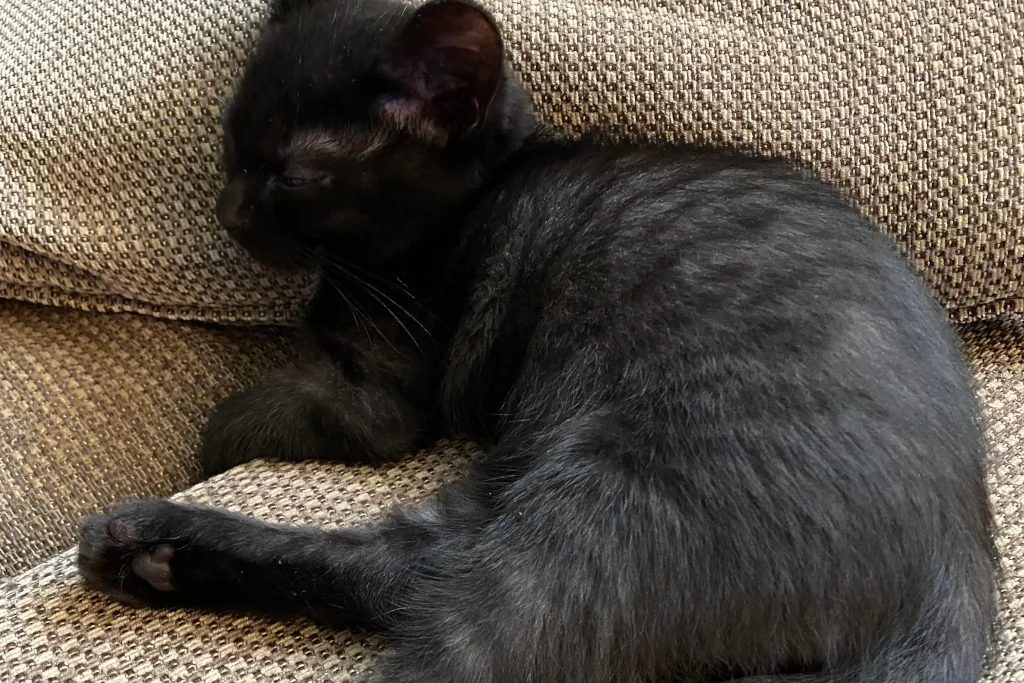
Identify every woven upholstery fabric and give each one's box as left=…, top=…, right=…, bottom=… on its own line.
left=490, top=0, right=1024, bottom=321
left=0, top=301, right=297, bottom=578
left=0, top=0, right=317, bottom=324
left=963, top=317, right=1024, bottom=681
left=0, top=320, right=1021, bottom=681
left=1, top=0, right=1023, bottom=323
left=0, top=444, right=478, bottom=683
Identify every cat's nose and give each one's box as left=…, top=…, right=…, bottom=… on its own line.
left=215, top=180, right=248, bottom=230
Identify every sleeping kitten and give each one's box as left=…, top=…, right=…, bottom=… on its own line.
left=77, top=1, right=996, bottom=681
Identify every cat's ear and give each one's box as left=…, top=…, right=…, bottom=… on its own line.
left=376, top=0, right=504, bottom=144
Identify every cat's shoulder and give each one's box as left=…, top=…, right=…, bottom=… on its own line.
left=502, top=131, right=818, bottom=188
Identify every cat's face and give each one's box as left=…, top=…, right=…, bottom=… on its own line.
left=216, top=0, right=534, bottom=271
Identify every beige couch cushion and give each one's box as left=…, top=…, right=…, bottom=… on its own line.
left=0, top=444, right=476, bottom=683
left=0, top=301, right=296, bottom=577
left=0, top=319, right=1022, bottom=682
left=1, top=0, right=1022, bottom=323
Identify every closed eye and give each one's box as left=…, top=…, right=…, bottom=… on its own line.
left=278, top=172, right=328, bottom=188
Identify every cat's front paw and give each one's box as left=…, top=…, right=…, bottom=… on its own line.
left=200, top=383, right=308, bottom=476
left=77, top=499, right=190, bottom=606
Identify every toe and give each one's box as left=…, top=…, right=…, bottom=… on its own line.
left=131, top=545, right=175, bottom=592
left=107, top=518, right=137, bottom=546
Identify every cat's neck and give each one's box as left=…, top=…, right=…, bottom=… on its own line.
left=307, top=127, right=565, bottom=334
left=307, top=212, right=466, bottom=340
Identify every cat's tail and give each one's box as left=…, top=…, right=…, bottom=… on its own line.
left=731, top=633, right=992, bottom=682
left=734, top=561, right=995, bottom=683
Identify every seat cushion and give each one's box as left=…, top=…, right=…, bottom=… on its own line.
left=1, top=0, right=1022, bottom=323
left=0, top=443, right=477, bottom=683
left=0, top=319, right=1022, bottom=682
left=0, top=301, right=296, bottom=577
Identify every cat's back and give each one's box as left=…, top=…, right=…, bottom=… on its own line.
left=451, top=139, right=980, bottom=467
left=462, top=138, right=948, bottom=353
left=451, top=137, right=989, bottom=583
left=472, top=140, right=907, bottom=308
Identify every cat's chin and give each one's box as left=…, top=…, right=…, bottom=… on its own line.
left=229, top=233, right=315, bottom=273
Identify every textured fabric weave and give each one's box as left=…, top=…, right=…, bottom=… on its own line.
left=0, top=318, right=1021, bottom=681
left=1, top=0, right=1022, bottom=323
left=0, top=301, right=297, bottom=577
left=0, top=0, right=318, bottom=324
left=0, top=445, right=478, bottom=683
left=963, top=317, right=1024, bottom=681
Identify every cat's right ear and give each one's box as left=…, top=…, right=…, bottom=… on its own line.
left=374, top=0, right=504, bottom=145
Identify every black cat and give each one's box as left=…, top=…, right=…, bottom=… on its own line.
left=77, top=1, right=996, bottom=681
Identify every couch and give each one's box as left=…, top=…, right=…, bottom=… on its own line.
left=0, top=0, right=1021, bottom=680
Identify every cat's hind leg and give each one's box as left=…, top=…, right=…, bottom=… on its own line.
left=366, top=419, right=694, bottom=683
left=366, top=414, right=991, bottom=683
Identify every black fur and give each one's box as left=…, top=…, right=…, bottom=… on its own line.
left=78, top=1, right=996, bottom=681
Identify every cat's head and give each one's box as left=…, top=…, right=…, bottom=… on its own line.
left=217, top=0, right=535, bottom=270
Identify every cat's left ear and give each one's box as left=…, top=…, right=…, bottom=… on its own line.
left=376, top=0, right=504, bottom=144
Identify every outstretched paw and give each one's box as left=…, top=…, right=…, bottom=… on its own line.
left=77, top=499, right=192, bottom=606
